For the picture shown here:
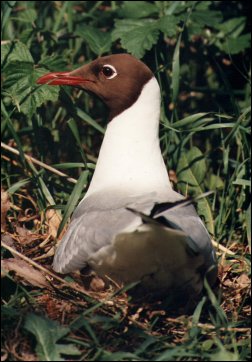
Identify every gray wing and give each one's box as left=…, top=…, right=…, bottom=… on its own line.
left=53, top=192, right=149, bottom=273
left=53, top=190, right=217, bottom=286
left=153, top=203, right=217, bottom=285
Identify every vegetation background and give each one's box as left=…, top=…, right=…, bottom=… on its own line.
left=1, top=1, right=251, bottom=361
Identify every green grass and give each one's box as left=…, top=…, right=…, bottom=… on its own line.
left=1, top=1, right=251, bottom=361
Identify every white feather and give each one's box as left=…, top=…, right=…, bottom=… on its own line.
left=83, top=77, right=172, bottom=199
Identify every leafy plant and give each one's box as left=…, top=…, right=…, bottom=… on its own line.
left=24, top=314, right=80, bottom=361
left=1, top=1, right=251, bottom=361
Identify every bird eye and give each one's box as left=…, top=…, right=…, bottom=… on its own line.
left=101, top=64, right=117, bottom=79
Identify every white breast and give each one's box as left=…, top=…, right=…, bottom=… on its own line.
left=83, top=77, right=172, bottom=199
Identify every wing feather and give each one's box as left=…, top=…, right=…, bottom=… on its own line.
left=53, top=190, right=217, bottom=287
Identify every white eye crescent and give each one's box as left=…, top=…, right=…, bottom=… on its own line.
left=102, top=64, right=118, bottom=79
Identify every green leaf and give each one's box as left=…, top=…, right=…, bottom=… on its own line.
left=206, top=174, right=224, bottom=190
left=177, top=147, right=214, bottom=234
left=167, top=1, right=196, bottom=15
left=187, top=8, right=223, bottom=36
left=209, top=347, right=239, bottom=361
left=1, top=41, right=34, bottom=69
left=57, top=170, right=89, bottom=237
left=202, top=339, right=214, bottom=351
left=190, top=10, right=223, bottom=28
left=118, top=1, right=158, bottom=19
left=1, top=305, right=20, bottom=319
left=194, top=1, right=211, bottom=10
left=232, top=178, right=251, bottom=187
left=112, top=19, right=143, bottom=41
left=76, top=26, right=112, bottom=56
left=3, top=63, right=60, bottom=118
left=24, top=314, right=80, bottom=361
left=19, top=28, right=35, bottom=47
left=187, top=147, right=207, bottom=185
left=216, top=17, right=246, bottom=37
left=38, top=54, right=68, bottom=71
left=11, top=9, right=37, bottom=23
left=112, top=19, right=159, bottom=58
left=157, top=15, right=179, bottom=37
left=221, top=34, right=251, bottom=55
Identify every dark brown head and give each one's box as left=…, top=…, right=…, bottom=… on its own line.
left=37, top=54, right=153, bottom=119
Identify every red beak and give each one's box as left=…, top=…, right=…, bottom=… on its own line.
left=36, top=71, right=90, bottom=86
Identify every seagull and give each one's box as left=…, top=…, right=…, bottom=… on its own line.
left=37, top=54, right=217, bottom=296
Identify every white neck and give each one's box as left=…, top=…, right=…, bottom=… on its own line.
left=84, top=77, right=172, bottom=199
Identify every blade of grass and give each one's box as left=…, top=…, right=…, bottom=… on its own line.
left=171, top=33, right=181, bottom=106
left=171, top=113, right=211, bottom=128
left=1, top=1, right=17, bottom=38
left=76, top=107, right=105, bottom=134
left=7, top=178, right=31, bottom=194
left=52, top=1, right=69, bottom=33
left=192, top=122, right=236, bottom=132
left=28, top=162, right=56, bottom=206
left=57, top=170, right=89, bottom=237
left=224, top=106, right=251, bottom=144
left=204, top=279, right=228, bottom=326
left=2, top=101, right=26, bottom=167
left=89, top=1, right=103, bottom=14
left=67, top=118, right=87, bottom=166
left=52, top=162, right=96, bottom=170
